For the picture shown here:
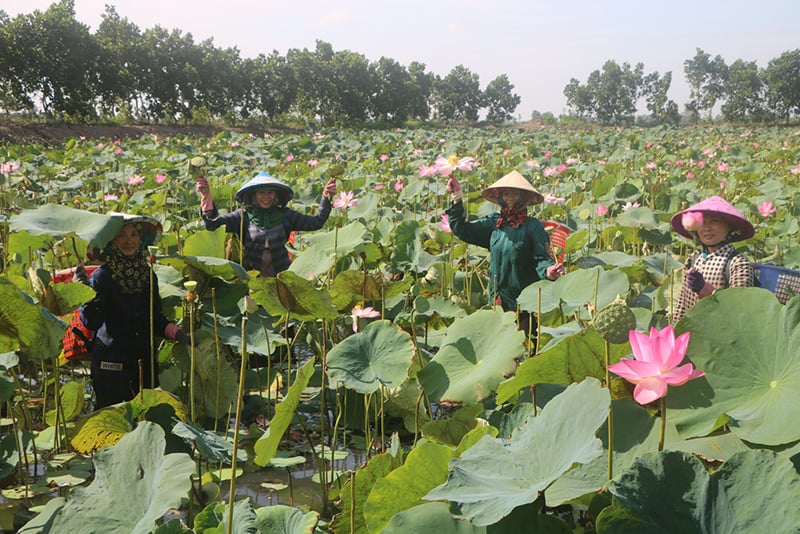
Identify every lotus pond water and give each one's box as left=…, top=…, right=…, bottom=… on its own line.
left=1, top=124, right=800, bottom=532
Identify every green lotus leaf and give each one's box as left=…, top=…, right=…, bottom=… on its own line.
left=254, top=359, right=316, bottom=466
left=329, top=452, right=403, bottom=534
left=20, top=422, right=193, bottom=534
left=615, top=206, right=658, bottom=228
left=326, top=320, right=414, bottom=394
left=364, top=440, right=455, bottom=534
left=669, top=288, right=800, bottom=445
left=424, top=378, right=609, bottom=526
left=45, top=380, right=86, bottom=426
left=381, top=502, right=485, bottom=534
left=496, top=327, right=630, bottom=403
left=597, top=450, right=800, bottom=533
left=9, top=204, right=123, bottom=249
left=517, top=266, right=629, bottom=315
left=171, top=422, right=236, bottom=465
left=417, top=308, right=523, bottom=404
left=253, top=504, right=319, bottom=533
left=181, top=226, right=226, bottom=258
left=289, top=220, right=371, bottom=277
left=158, top=255, right=249, bottom=283
left=249, top=270, right=338, bottom=321
left=0, top=277, right=64, bottom=360
left=193, top=498, right=257, bottom=533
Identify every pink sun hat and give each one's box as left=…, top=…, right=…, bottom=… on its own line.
left=671, top=195, right=754, bottom=241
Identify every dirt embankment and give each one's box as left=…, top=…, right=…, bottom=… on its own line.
left=0, top=121, right=258, bottom=144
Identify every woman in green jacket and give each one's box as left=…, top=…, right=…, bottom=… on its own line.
left=445, top=170, right=564, bottom=320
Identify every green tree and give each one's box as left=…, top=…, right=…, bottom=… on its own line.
left=0, top=0, right=98, bottom=118
left=93, top=5, right=143, bottom=119
left=721, top=59, right=765, bottom=122
left=564, top=60, right=642, bottom=125
left=407, top=61, right=433, bottom=121
left=641, top=71, right=680, bottom=125
left=683, top=48, right=728, bottom=121
left=431, top=65, right=483, bottom=124
left=763, top=49, right=800, bottom=122
left=240, top=51, right=297, bottom=121
left=483, top=74, right=521, bottom=125
left=371, top=57, right=415, bottom=123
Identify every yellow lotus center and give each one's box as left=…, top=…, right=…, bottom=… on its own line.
left=447, top=155, right=459, bottom=166
left=770, top=380, right=778, bottom=388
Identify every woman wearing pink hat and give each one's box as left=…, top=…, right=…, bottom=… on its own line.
left=670, top=196, right=755, bottom=322
left=445, top=171, right=564, bottom=333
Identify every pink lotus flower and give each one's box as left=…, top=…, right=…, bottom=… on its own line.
left=543, top=151, right=552, bottom=158
left=114, top=148, right=123, bottom=155
left=230, top=141, right=240, bottom=148
left=333, top=190, right=359, bottom=210
left=645, top=162, right=657, bottom=170
left=544, top=193, right=565, bottom=204
left=418, top=164, right=438, bottom=178
left=686, top=172, right=695, bottom=179
left=1, top=161, right=19, bottom=174
left=717, top=162, right=729, bottom=172
left=596, top=204, right=608, bottom=216
left=286, top=154, right=294, bottom=162
left=720, top=181, right=727, bottom=188
left=681, top=212, right=704, bottom=232
left=374, top=183, right=383, bottom=190
left=502, top=149, right=510, bottom=156
left=438, top=214, right=451, bottom=233
left=433, top=155, right=476, bottom=177
left=525, top=160, right=540, bottom=168
left=608, top=325, right=704, bottom=405
left=155, top=174, right=167, bottom=184
left=393, top=178, right=404, bottom=192
left=790, top=163, right=800, bottom=175
left=557, top=163, right=567, bottom=172
left=621, top=201, right=640, bottom=211
left=757, top=200, right=777, bottom=217
left=379, top=154, right=389, bottom=162
left=542, top=167, right=557, bottom=177
left=307, top=159, right=319, bottom=167
left=96, top=143, right=105, bottom=150
left=104, top=194, right=119, bottom=201
left=351, top=305, right=380, bottom=333
left=128, top=174, right=145, bottom=186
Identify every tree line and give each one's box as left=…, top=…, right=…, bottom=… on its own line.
left=1, top=1, right=798, bottom=127
left=0, top=1, right=520, bottom=126
left=563, top=48, right=800, bottom=125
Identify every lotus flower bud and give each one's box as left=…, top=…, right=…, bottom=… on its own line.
left=184, top=280, right=198, bottom=302
left=682, top=211, right=704, bottom=232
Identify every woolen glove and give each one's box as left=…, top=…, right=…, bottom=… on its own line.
left=685, top=269, right=705, bottom=293
left=446, top=177, right=462, bottom=201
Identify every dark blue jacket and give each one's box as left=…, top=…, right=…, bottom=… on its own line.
left=81, top=264, right=169, bottom=389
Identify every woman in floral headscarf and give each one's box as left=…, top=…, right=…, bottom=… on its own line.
left=81, top=215, right=186, bottom=408
left=196, top=172, right=336, bottom=277
left=670, top=195, right=755, bottom=323
left=444, top=170, right=564, bottom=328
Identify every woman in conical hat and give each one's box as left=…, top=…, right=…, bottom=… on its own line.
left=444, top=170, right=564, bottom=333
left=80, top=213, right=187, bottom=408
left=670, top=195, right=755, bottom=322
left=196, top=171, right=337, bottom=277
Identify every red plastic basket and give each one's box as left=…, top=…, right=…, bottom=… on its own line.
left=543, top=221, right=571, bottom=262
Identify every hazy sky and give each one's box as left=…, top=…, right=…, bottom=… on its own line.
left=4, top=0, right=798, bottom=119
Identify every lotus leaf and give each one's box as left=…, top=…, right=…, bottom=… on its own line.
left=417, top=308, right=523, bottom=404
left=20, top=422, right=193, bottom=534
left=669, top=288, right=800, bottom=445
left=424, top=378, right=609, bottom=526
left=326, top=320, right=414, bottom=394
left=597, top=450, right=800, bottom=533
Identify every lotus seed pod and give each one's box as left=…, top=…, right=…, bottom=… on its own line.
left=593, top=301, right=636, bottom=344
left=184, top=280, right=198, bottom=302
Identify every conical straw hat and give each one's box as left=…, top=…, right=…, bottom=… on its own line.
left=671, top=195, right=754, bottom=241
left=482, top=170, right=544, bottom=206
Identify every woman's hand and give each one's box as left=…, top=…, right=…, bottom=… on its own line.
left=323, top=176, right=336, bottom=199
left=195, top=176, right=213, bottom=211
left=446, top=177, right=462, bottom=201
left=546, top=262, right=565, bottom=280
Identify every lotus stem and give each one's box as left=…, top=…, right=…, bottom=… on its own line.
left=211, top=288, right=222, bottom=432
left=189, top=298, right=195, bottom=423
left=605, top=339, right=614, bottom=480
left=658, top=396, right=667, bottom=452
left=149, top=253, right=156, bottom=390
left=227, top=315, right=249, bottom=534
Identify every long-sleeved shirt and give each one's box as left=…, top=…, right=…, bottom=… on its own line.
left=201, top=196, right=332, bottom=276
left=445, top=200, right=554, bottom=311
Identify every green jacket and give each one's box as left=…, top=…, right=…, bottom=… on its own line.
left=446, top=200, right=554, bottom=311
